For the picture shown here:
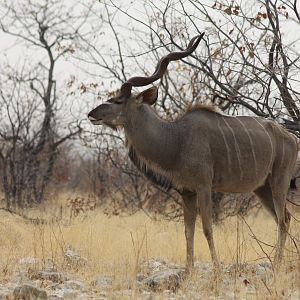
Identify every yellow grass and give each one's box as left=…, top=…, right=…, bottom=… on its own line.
left=1, top=193, right=300, bottom=298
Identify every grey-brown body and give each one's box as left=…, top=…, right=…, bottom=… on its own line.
left=88, top=34, right=298, bottom=270
left=125, top=105, right=297, bottom=193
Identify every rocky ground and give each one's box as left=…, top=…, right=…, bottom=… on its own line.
left=1, top=250, right=300, bottom=300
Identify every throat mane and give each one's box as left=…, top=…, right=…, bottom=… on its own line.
left=128, top=145, right=173, bottom=191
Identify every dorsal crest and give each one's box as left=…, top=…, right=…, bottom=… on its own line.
left=186, top=103, right=223, bottom=114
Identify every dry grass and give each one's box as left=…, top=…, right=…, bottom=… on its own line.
left=0, top=192, right=300, bottom=298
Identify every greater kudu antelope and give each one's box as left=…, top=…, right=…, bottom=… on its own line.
left=88, top=33, right=298, bottom=270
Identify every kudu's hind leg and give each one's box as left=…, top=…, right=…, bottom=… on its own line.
left=181, top=190, right=197, bottom=270
left=270, top=175, right=291, bottom=266
left=273, top=202, right=291, bottom=265
left=197, top=187, right=220, bottom=270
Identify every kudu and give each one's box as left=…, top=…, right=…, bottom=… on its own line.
left=88, top=33, right=298, bottom=270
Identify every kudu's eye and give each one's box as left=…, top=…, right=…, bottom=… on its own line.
left=108, top=98, right=123, bottom=104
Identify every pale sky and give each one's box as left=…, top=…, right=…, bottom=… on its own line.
left=0, top=0, right=299, bottom=138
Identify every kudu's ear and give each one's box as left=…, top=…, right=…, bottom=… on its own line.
left=137, top=87, right=158, bottom=105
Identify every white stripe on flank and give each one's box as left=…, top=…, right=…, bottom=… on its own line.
left=222, top=116, right=243, bottom=180
left=277, top=125, right=288, bottom=171
left=235, top=118, right=258, bottom=178
left=216, top=114, right=232, bottom=174
left=251, top=117, right=274, bottom=171
left=281, top=136, right=285, bottom=170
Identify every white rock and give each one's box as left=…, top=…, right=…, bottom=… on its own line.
left=93, top=275, right=113, bottom=290
left=19, top=257, right=40, bottom=265
left=64, top=247, right=87, bottom=267
left=13, top=284, right=47, bottom=300
left=64, top=280, right=85, bottom=291
left=142, top=268, right=185, bottom=291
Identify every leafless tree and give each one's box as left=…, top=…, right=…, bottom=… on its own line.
left=98, top=0, right=300, bottom=122
left=0, top=0, right=94, bottom=209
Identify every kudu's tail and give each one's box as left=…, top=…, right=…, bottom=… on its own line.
left=290, top=177, right=297, bottom=190
left=287, top=148, right=300, bottom=207
left=290, top=139, right=300, bottom=190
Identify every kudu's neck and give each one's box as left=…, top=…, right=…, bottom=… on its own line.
left=124, top=105, right=179, bottom=170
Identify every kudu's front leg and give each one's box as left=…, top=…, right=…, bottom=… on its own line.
left=181, top=190, right=197, bottom=271
left=197, top=187, right=220, bottom=271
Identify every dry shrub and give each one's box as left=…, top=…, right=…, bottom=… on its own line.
left=67, top=195, right=96, bottom=219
